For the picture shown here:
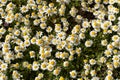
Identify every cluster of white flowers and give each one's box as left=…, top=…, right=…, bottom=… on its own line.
left=0, top=0, right=120, bottom=80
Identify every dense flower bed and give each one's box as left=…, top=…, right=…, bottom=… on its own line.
left=0, top=0, right=120, bottom=80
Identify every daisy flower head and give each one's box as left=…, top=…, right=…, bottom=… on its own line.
left=101, top=21, right=112, bottom=30
left=85, top=40, right=93, bottom=47
left=1, top=0, right=7, bottom=4
left=112, top=55, right=119, bottom=61
left=31, top=37, right=37, bottom=44
left=75, top=47, right=82, bottom=55
left=89, top=59, right=96, bottom=65
left=63, top=61, right=69, bottom=67
left=0, top=63, right=8, bottom=71
left=57, top=44, right=63, bottom=50
left=46, top=8, right=53, bottom=16
left=94, top=3, right=100, bottom=10
left=27, top=0, right=35, bottom=7
left=2, top=47, right=10, bottom=54
left=68, top=34, right=77, bottom=43
left=44, top=51, right=51, bottom=58
left=80, top=28, right=86, bottom=33
left=37, top=73, right=44, bottom=79
left=49, top=2, right=54, bottom=8
left=107, top=44, right=114, bottom=51
left=101, top=39, right=108, bottom=46
left=41, top=62, right=48, bottom=70
left=113, top=61, right=120, bottom=68
left=105, top=75, right=113, bottom=80
left=112, top=45, right=118, bottom=51
left=109, top=0, right=116, bottom=4
left=33, top=19, right=40, bottom=26
left=14, top=30, right=20, bottom=36
left=0, top=27, right=6, bottom=34
left=70, top=70, right=77, bottom=78
left=111, top=25, right=119, bottom=32
left=12, top=70, right=21, bottom=80
left=63, top=21, right=69, bottom=27
left=107, top=70, right=113, bottom=75
left=5, top=16, right=14, bottom=23
left=46, top=26, right=53, bottom=33
left=103, top=0, right=109, bottom=4
left=79, top=33, right=85, bottom=39
left=104, top=50, right=112, bottom=57
left=24, top=19, right=30, bottom=26
left=55, top=51, right=61, bottom=58
left=69, top=6, right=78, bottom=17
left=36, top=39, right=43, bottom=46
left=0, top=74, right=8, bottom=80
left=55, top=24, right=62, bottom=33
left=90, top=30, right=97, bottom=37
left=72, top=25, right=81, bottom=34
left=22, top=61, right=29, bottom=68
left=2, top=42, right=10, bottom=49
left=108, top=14, right=116, bottom=21
left=68, top=55, right=74, bottom=61
left=41, top=17, right=47, bottom=23
left=106, top=63, right=114, bottom=70
left=91, top=20, right=101, bottom=29
left=85, top=70, right=89, bottom=76
left=90, top=70, right=96, bottom=76
left=82, top=21, right=90, bottom=28
left=6, top=2, right=15, bottom=10
left=59, top=76, right=65, bottom=80
left=49, top=59, right=56, bottom=66
left=47, top=64, right=54, bottom=71
left=112, top=35, right=120, bottom=42
left=99, top=57, right=106, bottom=63
left=113, top=49, right=118, bottom=54
left=97, top=13, right=105, bottom=20
left=16, top=52, right=24, bottom=59
left=59, top=6, right=66, bottom=16
left=60, top=52, right=68, bottom=59
left=36, top=0, right=42, bottom=4
left=31, top=12, right=37, bottom=18
left=32, top=63, right=39, bottom=71
left=76, top=15, right=82, bottom=21
left=29, top=51, right=35, bottom=58
left=35, top=77, right=40, bottom=80
left=40, top=23, right=47, bottom=29
left=53, top=67, right=61, bottom=76
left=24, top=40, right=31, bottom=47
left=20, top=5, right=29, bottom=13
left=84, top=64, right=90, bottom=70
left=56, top=31, right=66, bottom=40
